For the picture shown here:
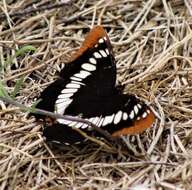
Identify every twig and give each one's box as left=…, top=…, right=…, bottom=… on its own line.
left=0, top=96, right=114, bottom=142
left=185, top=0, right=192, bottom=15
left=0, top=1, right=72, bottom=21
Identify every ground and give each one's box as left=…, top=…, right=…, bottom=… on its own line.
left=0, top=0, right=192, bottom=189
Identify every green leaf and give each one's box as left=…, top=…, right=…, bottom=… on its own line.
left=4, top=45, right=36, bottom=68
left=15, top=45, right=36, bottom=57
left=0, top=81, right=10, bottom=98
left=30, top=99, right=42, bottom=113
left=11, top=76, right=24, bottom=98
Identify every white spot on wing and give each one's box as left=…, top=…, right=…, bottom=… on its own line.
left=56, top=106, right=65, bottom=114
left=102, top=114, right=114, bottom=126
left=89, top=57, right=97, bottom=64
left=52, top=140, right=62, bottom=144
left=137, top=104, right=142, bottom=109
left=62, top=88, right=78, bottom=94
left=70, top=76, right=82, bottom=81
left=134, top=105, right=139, bottom=115
left=74, top=141, right=81, bottom=145
left=103, top=36, right=107, bottom=41
left=56, top=107, right=65, bottom=115
left=129, top=110, right=134, bottom=119
left=99, top=38, right=104, bottom=43
left=55, top=98, right=67, bottom=104
left=94, top=52, right=102, bottom=59
left=71, top=80, right=84, bottom=85
left=88, top=117, right=95, bottom=123
left=58, top=93, right=73, bottom=99
left=105, top=49, right=109, bottom=55
left=66, top=83, right=81, bottom=89
left=142, top=112, right=147, bottom=118
left=74, top=70, right=91, bottom=79
left=91, top=117, right=100, bottom=126
left=56, top=99, right=72, bottom=108
left=82, top=63, right=96, bottom=71
left=147, top=109, right=150, bottom=114
left=74, top=122, right=83, bottom=128
left=114, top=111, right=123, bottom=124
left=98, top=118, right=104, bottom=127
left=123, top=112, right=128, bottom=120
left=57, top=119, right=71, bottom=125
left=68, top=121, right=77, bottom=127
left=81, top=124, right=88, bottom=129
left=55, top=99, right=72, bottom=114
left=99, top=50, right=107, bottom=57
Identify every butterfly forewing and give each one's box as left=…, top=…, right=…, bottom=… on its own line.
left=59, top=27, right=116, bottom=97
left=35, top=26, right=116, bottom=118
left=54, top=27, right=117, bottom=118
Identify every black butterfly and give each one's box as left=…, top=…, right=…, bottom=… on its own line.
left=33, top=26, right=155, bottom=145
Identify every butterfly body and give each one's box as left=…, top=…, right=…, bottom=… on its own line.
left=34, top=26, right=155, bottom=145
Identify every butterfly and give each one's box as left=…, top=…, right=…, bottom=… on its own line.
left=33, top=26, right=155, bottom=145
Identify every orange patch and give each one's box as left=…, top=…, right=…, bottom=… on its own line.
left=112, top=110, right=155, bottom=137
left=71, top=25, right=108, bottom=61
left=44, top=117, right=56, bottom=126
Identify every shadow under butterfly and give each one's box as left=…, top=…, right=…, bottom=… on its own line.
left=33, top=26, right=155, bottom=145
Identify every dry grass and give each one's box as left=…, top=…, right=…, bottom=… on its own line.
left=0, top=0, right=192, bottom=189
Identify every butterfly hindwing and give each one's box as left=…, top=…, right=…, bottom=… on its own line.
left=43, top=123, right=87, bottom=145
left=63, top=93, right=154, bottom=137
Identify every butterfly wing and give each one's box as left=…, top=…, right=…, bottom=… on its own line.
left=43, top=123, right=87, bottom=145
left=62, top=92, right=155, bottom=136
left=33, top=26, right=155, bottom=144
left=33, top=26, right=119, bottom=144
left=59, top=25, right=116, bottom=97
left=34, top=26, right=116, bottom=118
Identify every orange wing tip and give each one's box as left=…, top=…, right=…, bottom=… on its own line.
left=71, top=25, right=108, bottom=61
left=112, top=109, right=155, bottom=137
